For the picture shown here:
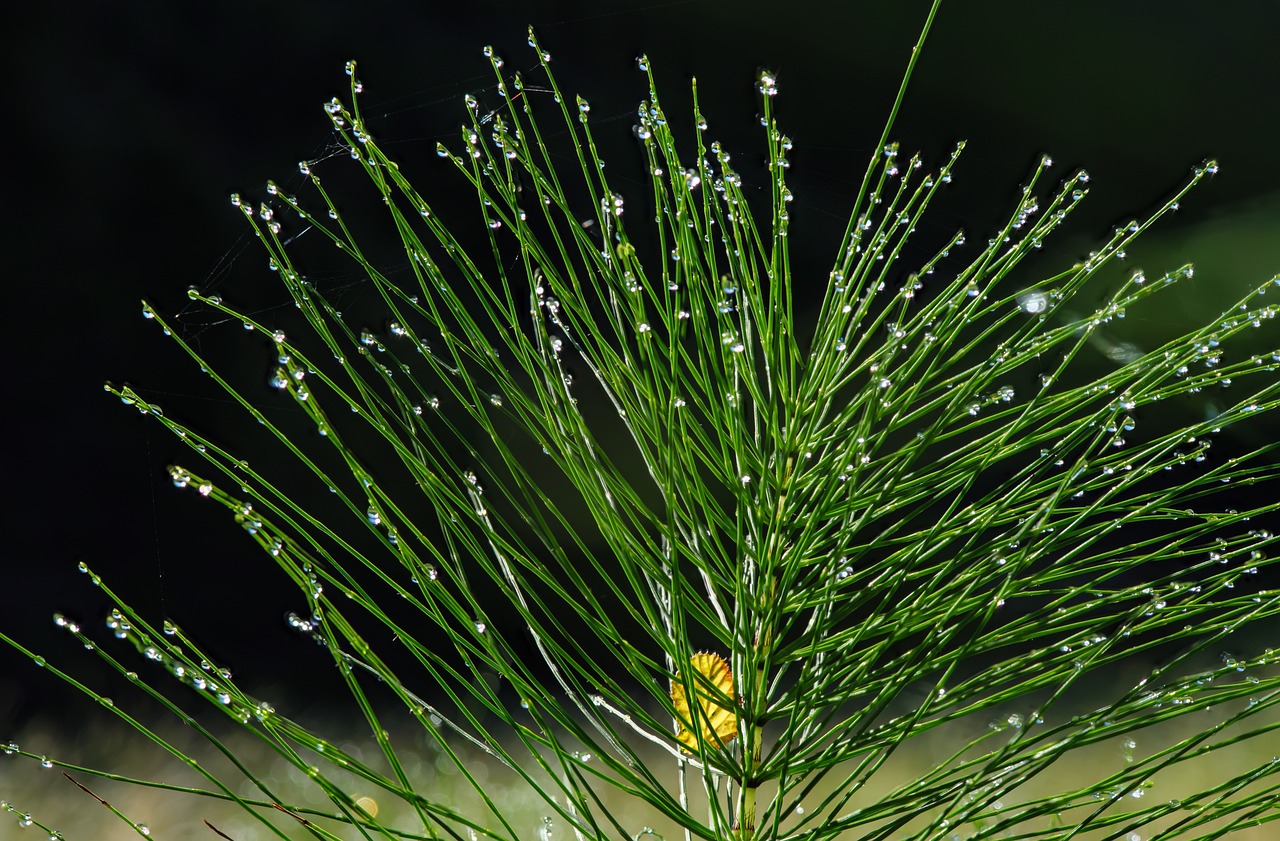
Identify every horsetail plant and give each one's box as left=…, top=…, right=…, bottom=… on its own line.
left=7, top=3, right=1280, bottom=839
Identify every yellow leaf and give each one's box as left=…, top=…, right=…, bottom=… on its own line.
left=670, top=652, right=738, bottom=753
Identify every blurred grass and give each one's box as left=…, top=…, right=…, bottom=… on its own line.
left=8, top=648, right=1278, bottom=840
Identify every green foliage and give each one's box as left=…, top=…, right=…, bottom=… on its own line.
left=7, top=4, right=1280, bottom=838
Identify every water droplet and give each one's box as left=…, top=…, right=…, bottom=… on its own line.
left=1018, top=290, right=1048, bottom=314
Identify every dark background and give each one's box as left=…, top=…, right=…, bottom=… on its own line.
left=5, top=0, right=1280, bottom=739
